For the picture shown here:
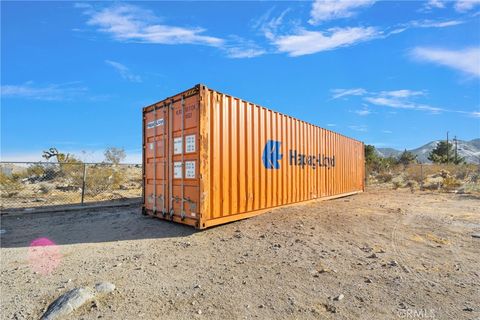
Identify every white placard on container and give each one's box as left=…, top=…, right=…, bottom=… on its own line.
left=174, top=162, right=182, bottom=178
left=185, top=161, right=195, bottom=179
left=185, top=135, right=195, bottom=153
left=173, top=137, right=182, bottom=154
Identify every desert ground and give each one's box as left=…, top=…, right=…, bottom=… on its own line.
left=1, top=187, right=479, bottom=320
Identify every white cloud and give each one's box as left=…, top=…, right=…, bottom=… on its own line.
left=81, top=4, right=223, bottom=46
left=105, top=60, right=141, bottom=82
left=1, top=82, right=87, bottom=101
left=257, top=6, right=461, bottom=58
left=326, top=123, right=336, bottom=127
left=331, top=89, right=423, bottom=100
left=364, top=96, right=443, bottom=113
left=332, top=87, right=478, bottom=117
left=379, top=90, right=425, bottom=98
left=455, top=0, right=480, bottom=12
left=388, top=19, right=464, bottom=36
left=223, top=37, right=266, bottom=58
left=79, top=3, right=266, bottom=58
left=255, top=8, right=291, bottom=41
left=410, top=47, right=480, bottom=77
left=309, top=0, right=376, bottom=25
left=273, top=26, right=379, bottom=57
left=225, top=47, right=266, bottom=59
left=424, top=0, right=446, bottom=10
left=354, top=108, right=371, bottom=116
left=410, top=20, right=464, bottom=28
left=348, top=125, right=368, bottom=132
left=331, top=88, right=367, bottom=99
left=382, top=130, right=393, bottom=134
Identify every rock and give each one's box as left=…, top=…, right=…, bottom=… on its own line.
left=471, top=234, right=480, bottom=239
left=41, top=288, right=94, bottom=320
left=463, top=307, right=473, bottom=312
left=95, top=282, right=115, bottom=294
left=367, top=253, right=378, bottom=259
left=324, top=303, right=337, bottom=313
left=333, top=294, right=344, bottom=301
left=389, top=260, right=399, bottom=267
left=365, top=278, right=372, bottom=283
left=197, top=309, right=202, bottom=315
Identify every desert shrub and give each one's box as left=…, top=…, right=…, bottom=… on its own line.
left=61, top=162, right=83, bottom=183
left=377, top=172, right=393, bottom=183
left=27, top=164, right=45, bottom=177
left=85, top=166, right=125, bottom=196
left=442, top=177, right=462, bottom=192
left=405, top=180, right=419, bottom=192
left=0, top=173, right=24, bottom=197
left=392, top=181, right=402, bottom=190
left=405, top=165, right=424, bottom=183
left=469, top=171, right=480, bottom=184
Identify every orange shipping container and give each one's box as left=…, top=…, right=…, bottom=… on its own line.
left=142, top=84, right=365, bottom=229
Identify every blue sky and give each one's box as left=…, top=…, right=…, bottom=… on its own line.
left=1, top=0, right=479, bottom=162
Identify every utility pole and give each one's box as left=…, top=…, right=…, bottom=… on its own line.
left=446, top=131, right=449, bottom=164
left=454, top=136, right=458, bottom=164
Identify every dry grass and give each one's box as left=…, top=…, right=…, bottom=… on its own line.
left=0, top=164, right=142, bottom=209
left=368, top=163, right=480, bottom=194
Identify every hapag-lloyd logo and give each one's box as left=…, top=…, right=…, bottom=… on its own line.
left=262, top=140, right=283, bottom=169
left=262, top=140, right=336, bottom=170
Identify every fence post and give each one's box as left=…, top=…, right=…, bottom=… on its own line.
left=81, top=163, right=87, bottom=205
left=420, top=164, right=423, bottom=190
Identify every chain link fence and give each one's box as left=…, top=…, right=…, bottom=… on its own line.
left=0, top=162, right=142, bottom=211
left=366, top=163, right=480, bottom=193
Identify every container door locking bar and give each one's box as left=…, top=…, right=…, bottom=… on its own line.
left=180, top=95, right=186, bottom=221
left=162, top=103, right=167, bottom=217
left=152, top=104, right=157, bottom=215
left=169, top=100, right=174, bottom=220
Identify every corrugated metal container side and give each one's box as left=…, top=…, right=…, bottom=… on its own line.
left=143, top=84, right=365, bottom=229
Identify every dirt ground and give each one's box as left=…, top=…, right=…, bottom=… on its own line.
left=1, top=187, right=479, bottom=320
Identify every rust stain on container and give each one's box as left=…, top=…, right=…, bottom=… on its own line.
left=142, top=84, right=365, bottom=229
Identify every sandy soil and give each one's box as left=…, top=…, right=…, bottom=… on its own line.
left=1, top=187, right=479, bottom=320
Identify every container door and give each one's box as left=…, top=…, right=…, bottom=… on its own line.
left=144, top=105, right=169, bottom=215
left=168, top=95, right=201, bottom=223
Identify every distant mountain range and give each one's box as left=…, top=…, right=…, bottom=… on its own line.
left=375, top=139, right=480, bottom=164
